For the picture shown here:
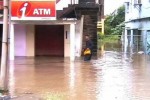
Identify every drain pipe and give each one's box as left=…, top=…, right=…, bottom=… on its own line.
left=0, top=0, right=9, bottom=90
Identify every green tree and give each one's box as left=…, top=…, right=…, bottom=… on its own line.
left=104, top=5, right=125, bottom=35
left=104, top=15, right=113, bottom=35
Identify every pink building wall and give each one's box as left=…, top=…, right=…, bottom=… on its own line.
left=14, top=24, right=26, bottom=56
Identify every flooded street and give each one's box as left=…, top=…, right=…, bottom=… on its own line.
left=5, top=43, right=150, bottom=100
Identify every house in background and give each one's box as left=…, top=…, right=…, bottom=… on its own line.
left=124, top=0, right=150, bottom=54
left=0, top=0, right=104, bottom=61
left=97, top=19, right=104, bottom=35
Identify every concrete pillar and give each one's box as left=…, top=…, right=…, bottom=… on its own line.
left=70, top=24, right=75, bottom=61
left=9, top=24, right=14, bottom=60
left=102, top=19, right=105, bottom=34
left=64, top=25, right=70, bottom=57
left=26, top=25, right=35, bottom=57
left=75, top=15, right=84, bottom=57
left=130, top=29, right=133, bottom=47
left=79, top=15, right=84, bottom=56
left=124, top=29, right=128, bottom=53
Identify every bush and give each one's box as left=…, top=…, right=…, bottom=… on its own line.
left=98, top=32, right=105, bottom=39
left=98, top=35, right=120, bottom=43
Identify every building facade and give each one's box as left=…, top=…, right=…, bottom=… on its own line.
left=0, top=0, right=104, bottom=61
left=124, top=0, right=150, bottom=54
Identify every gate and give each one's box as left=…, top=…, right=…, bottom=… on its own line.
left=146, top=31, right=150, bottom=55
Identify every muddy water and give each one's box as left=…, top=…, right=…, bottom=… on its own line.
left=8, top=43, right=150, bottom=100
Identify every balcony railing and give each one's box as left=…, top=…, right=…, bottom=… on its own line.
left=70, top=0, right=79, bottom=5
left=70, top=0, right=102, bottom=5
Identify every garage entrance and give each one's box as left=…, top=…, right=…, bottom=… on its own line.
left=35, top=25, right=64, bottom=56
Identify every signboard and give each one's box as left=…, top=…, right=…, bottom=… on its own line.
left=11, top=0, right=56, bottom=20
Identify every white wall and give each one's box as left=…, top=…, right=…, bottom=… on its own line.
left=75, top=16, right=84, bottom=57
left=64, top=24, right=70, bottom=57
left=126, top=19, right=150, bottom=30
left=14, top=24, right=35, bottom=57
left=14, top=24, right=26, bottom=56
left=140, top=0, right=150, bottom=18
left=125, top=0, right=150, bottom=21
left=64, top=16, right=84, bottom=57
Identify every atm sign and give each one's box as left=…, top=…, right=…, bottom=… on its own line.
left=11, top=1, right=56, bottom=20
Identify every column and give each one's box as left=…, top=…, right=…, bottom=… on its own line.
left=130, top=29, right=133, bottom=47
left=64, top=25, right=70, bottom=57
left=75, top=15, right=84, bottom=57
left=26, top=25, right=35, bottom=57
left=70, top=24, right=75, bottom=61
left=9, top=24, right=14, bottom=60
left=124, top=29, right=128, bottom=53
left=79, top=15, right=84, bottom=56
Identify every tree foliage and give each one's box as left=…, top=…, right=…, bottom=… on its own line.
left=104, top=5, right=125, bottom=35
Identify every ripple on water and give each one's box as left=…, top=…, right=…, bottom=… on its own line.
left=93, top=51, right=132, bottom=68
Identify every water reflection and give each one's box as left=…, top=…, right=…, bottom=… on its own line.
left=94, top=42, right=150, bottom=100
left=9, top=61, right=15, bottom=96
left=69, top=62, right=75, bottom=89
left=5, top=43, right=150, bottom=100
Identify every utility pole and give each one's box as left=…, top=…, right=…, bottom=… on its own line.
left=0, top=0, right=9, bottom=90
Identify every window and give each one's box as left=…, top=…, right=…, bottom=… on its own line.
left=126, top=2, right=130, bottom=13
left=134, top=0, right=141, bottom=4
left=134, top=0, right=142, bottom=8
left=138, top=0, right=141, bottom=4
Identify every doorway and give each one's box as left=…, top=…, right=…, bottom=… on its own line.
left=35, top=25, right=64, bottom=56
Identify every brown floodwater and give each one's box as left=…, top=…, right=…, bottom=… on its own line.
left=4, top=43, right=150, bottom=99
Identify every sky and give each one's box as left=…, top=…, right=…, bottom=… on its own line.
left=104, top=0, right=125, bottom=15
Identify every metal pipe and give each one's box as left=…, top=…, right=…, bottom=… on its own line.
left=0, top=0, right=9, bottom=90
